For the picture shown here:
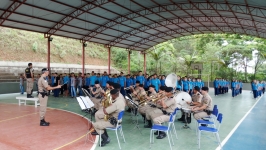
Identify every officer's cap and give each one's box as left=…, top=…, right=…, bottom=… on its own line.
left=149, top=85, right=155, bottom=89
left=107, top=81, right=113, bottom=86
left=165, top=87, right=173, bottom=92
left=95, top=80, right=100, bottom=84
left=194, top=86, right=200, bottom=92
left=110, top=89, right=119, bottom=95
left=136, top=80, right=140, bottom=83
left=201, top=87, right=209, bottom=91
left=41, top=68, right=49, bottom=72
left=113, top=83, right=121, bottom=89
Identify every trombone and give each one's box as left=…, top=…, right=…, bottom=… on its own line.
left=124, top=85, right=136, bottom=90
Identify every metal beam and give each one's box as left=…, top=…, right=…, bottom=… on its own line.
left=0, top=0, right=26, bottom=25
left=244, top=0, right=259, bottom=37
left=128, top=26, right=266, bottom=50
left=46, top=0, right=110, bottom=36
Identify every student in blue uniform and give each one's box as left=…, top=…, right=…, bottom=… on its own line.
left=188, top=77, right=193, bottom=96
left=182, top=77, right=189, bottom=92
left=132, top=75, right=136, bottom=85
left=108, top=74, right=113, bottom=82
left=160, top=75, right=166, bottom=87
left=176, top=75, right=183, bottom=91
left=151, top=74, right=160, bottom=92
left=118, top=72, right=126, bottom=96
left=251, top=80, right=258, bottom=99
left=112, top=74, right=119, bottom=83
left=90, top=71, right=97, bottom=87
left=231, top=79, right=236, bottom=97
left=85, top=73, right=90, bottom=93
left=136, top=71, right=145, bottom=85
left=144, top=74, right=150, bottom=91
left=101, top=71, right=109, bottom=89
left=213, top=78, right=219, bottom=96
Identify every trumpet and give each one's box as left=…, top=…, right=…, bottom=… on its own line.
left=139, top=93, right=166, bottom=106
left=124, top=85, right=136, bottom=90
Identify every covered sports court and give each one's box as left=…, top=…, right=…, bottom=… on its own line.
left=1, top=0, right=266, bottom=149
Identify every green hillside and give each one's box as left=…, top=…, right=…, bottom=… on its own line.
left=0, top=27, right=109, bottom=65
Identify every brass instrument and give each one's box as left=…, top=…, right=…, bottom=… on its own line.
left=124, top=85, right=136, bottom=90
left=101, top=89, right=112, bottom=121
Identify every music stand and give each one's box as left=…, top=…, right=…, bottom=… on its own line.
left=125, top=95, right=142, bottom=135
left=76, top=96, right=94, bottom=120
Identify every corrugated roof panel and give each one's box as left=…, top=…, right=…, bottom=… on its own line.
left=67, top=19, right=98, bottom=30
left=3, top=20, right=47, bottom=32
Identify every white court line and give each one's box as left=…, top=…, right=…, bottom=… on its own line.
left=215, top=96, right=263, bottom=150
left=90, top=135, right=99, bottom=150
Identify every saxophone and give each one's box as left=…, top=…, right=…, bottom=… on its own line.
left=102, top=89, right=112, bottom=121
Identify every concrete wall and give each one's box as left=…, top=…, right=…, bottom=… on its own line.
left=0, top=82, right=37, bottom=94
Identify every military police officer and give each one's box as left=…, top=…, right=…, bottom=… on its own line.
left=24, top=63, right=34, bottom=98
left=91, top=89, right=125, bottom=147
left=192, top=87, right=213, bottom=120
left=38, top=68, right=61, bottom=126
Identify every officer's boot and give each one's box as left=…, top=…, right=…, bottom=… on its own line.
left=178, top=114, right=185, bottom=121
left=91, top=130, right=99, bottom=135
left=40, top=119, right=49, bottom=126
left=27, top=94, right=34, bottom=98
left=144, top=120, right=152, bottom=128
left=99, top=133, right=109, bottom=147
left=126, top=107, right=131, bottom=112
left=103, top=129, right=110, bottom=144
left=156, top=131, right=167, bottom=139
left=141, top=114, right=146, bottom=123
left=43, top=118, right=50, bottom=125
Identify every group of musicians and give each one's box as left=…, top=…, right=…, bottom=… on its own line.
left=35, top=64, right=213, bottom=146
left=84, top=78, right=213, bottom=147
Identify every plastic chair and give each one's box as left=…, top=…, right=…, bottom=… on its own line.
left=197, top=113, right=223, bottom=150
left=99, top=110, right=126, bottom=149
left=150, top=113, right=175, bottom=150
left=196, top=109, right=219, bottom=135
left=171, top=108, right=179, bottom=139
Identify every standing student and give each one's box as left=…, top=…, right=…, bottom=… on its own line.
left=182, top=77, right=189, bottom=92
left=160, top=75, right=166, bottom=87
left=132, top=75, right=136, bottom=85
left=90, top=71, right=97, bottom=87
left=112, top=74, right=119, bottom=83
left=101, top=71, right=109, bottom=89
left=144, top=74, right=150, bottom=91
left=136, top=71, right=145, bottom=85
left=19, top=74, right=25, bottom=94
left=77, top=73, right=83, bottom=96
left=231, top=79, right=236, bottom=97
left=70, top=73, right=76, bottom=98
left=54, top=73, right=60, bottom=97
left=213, top=78, right=219, bottom=96
left=176, top=75, right=183, bottom=91
left=63, top=73, right=69, bottom=97
left=118, top=72, right=126, bottom=96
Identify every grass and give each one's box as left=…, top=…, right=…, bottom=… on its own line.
left=0, top=27, right=109, bottom=65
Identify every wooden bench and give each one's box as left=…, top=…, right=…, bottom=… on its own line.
left=16, top=97, right=40, bottom=107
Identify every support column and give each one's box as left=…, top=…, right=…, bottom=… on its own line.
left=47, top=38, right=51, bottom=71
left=128, top=51, right=131, bottom=74
left=108, top=47, right=111, bottom=74
left=82, top=43, right=85, bottom=76
left=144, top=52, right=146, bottom=75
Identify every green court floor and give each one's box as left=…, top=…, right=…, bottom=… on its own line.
left=0, top=90, right=258, bottom=150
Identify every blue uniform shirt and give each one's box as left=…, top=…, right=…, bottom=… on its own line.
left=90, top=75, right=97, bottom=85
left=231, top=81, right=236, bottom=88
left=252, top=83, right=257, bottom=90
left=160, top=79, right=165, bottom=86
left=119, top=76, right=126, bottom=87
left=132, top=78, right=136, bottom=85
left=101, top=76, right=109, bottom=87
left=85, top=77, right=90, bottom=86
left=183, top=80, right=189, bottom=90
left=126, top=78, right=132, bottom=87
left=188, top=81, right=193, bottom=90
left=136, top=76, right=145, bottom=84
left=176, top=80, right=183, bottom=89
left=112, top=77, right=119, bottom=83
left=151, top=79, right=160, bottom=91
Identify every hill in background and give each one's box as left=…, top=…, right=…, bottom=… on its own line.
left=0, top=27, right=110, bottom=66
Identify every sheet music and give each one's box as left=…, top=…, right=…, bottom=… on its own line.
left=76, top=97, right=86, bottom=110
left=80, top=96, right=91, bottom=109
left=85, top=96, right=94, bottom=107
